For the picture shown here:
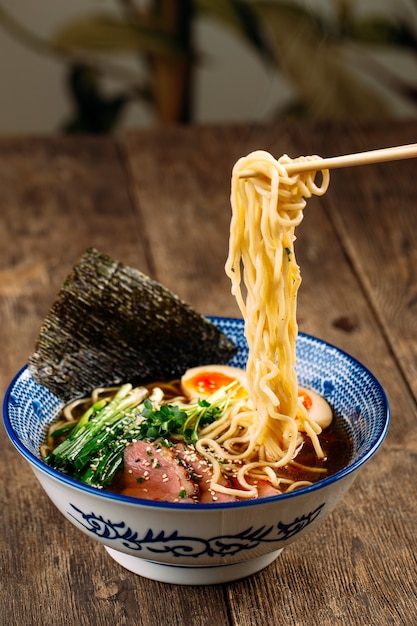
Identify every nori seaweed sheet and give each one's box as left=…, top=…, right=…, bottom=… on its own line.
left=28, top=248, right=237, bottom=401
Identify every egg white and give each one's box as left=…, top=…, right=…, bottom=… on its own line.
left=299, top=387, right=333, bottom=429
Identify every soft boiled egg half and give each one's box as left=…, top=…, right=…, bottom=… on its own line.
left=298, top=387, right=333, bottom=429
left=181, top=365, right=248, bottom=400
left=181, top=365, right=333, bottom=429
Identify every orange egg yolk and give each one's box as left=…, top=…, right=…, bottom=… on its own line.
left=299, top=389, right=313, bottom=411
left=186, top=371, right=247, bottom=398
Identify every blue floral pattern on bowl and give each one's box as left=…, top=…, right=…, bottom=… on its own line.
left=68, top=501, right=325, bottom=557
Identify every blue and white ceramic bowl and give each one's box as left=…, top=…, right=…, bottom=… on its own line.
left=3, top=317, right=389, bottom=585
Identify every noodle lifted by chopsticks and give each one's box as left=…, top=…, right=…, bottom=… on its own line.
left=224, top=150, right=330, bottom=468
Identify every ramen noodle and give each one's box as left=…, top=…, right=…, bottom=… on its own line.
left=203, top=150, right=331, bottom=496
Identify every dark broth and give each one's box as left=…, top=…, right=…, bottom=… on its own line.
left=286, top=414, right=352, bottom=484
left=48, top=385, right=352, bottom=498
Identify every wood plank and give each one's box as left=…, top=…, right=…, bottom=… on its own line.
left=290, top=120, right=417, bottom=403
left=120, top=124, right=245, bottom=318
left=226, top=448, right=417, bottom=626
left=0, top=136, right=148, bottom=384
left=0, top=136, right=231, bottom=626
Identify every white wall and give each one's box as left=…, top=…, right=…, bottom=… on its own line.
left=2, top=0, right=417, bottom=134
left=0, top=1, right=290, bottom=134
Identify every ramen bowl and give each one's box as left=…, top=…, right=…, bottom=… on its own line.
left=3, top=317, right=389, bottom=585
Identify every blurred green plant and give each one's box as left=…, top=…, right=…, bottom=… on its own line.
left=1, top=0, right=417, bottom=132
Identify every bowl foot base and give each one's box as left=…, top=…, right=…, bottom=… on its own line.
left=104, top=546, right=283, bottom=585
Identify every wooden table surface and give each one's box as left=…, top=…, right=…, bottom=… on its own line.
left=1, top=120, right=416, bottom=626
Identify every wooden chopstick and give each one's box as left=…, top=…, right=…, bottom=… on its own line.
left=238, top=143, right=417, bottom=178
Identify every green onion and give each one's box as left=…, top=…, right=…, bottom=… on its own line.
left=46, top=384, right=147, bottom=476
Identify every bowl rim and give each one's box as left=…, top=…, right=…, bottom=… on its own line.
left=2, top=318, right=390, bottom=510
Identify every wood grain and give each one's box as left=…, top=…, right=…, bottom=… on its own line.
left=0, top=136, right=145, bottom=381
left=292, top=120, right=417, bottom=403
left=1, top=122, right=416, bottom=626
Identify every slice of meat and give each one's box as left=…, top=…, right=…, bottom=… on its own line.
left=121, top=440, right=280, bottom=503
left=121, top=440, right=197, bottom=502
left=226, top=475, right=282, bottom=499
left=253, top=481, right=282, bottom=499
left=174, top=443, right=236, bottom=503
left=174, top=445, right=281, bottom=501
